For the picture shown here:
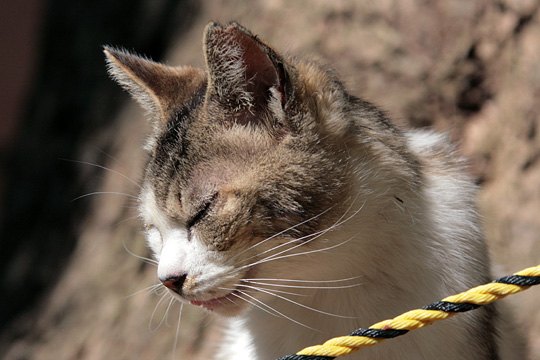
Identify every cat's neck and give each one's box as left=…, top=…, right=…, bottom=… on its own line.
left=223, top=209, right=443, bottom=359
left=219, top=131, right=489, bottom=360
left=222, top=182, right=431, bottom=358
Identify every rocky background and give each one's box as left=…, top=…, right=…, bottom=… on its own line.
left=1, top=0, right=539, bottom=359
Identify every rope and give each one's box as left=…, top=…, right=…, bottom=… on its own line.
left=277, top=265, right=540, bottom=360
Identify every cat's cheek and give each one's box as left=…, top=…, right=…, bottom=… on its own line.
left=145, top=228, right=163, bottom=260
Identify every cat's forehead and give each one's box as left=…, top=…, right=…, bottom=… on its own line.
left=144, top=109, right=284, bottom=216
left=150, top=119, right=278, bottom=185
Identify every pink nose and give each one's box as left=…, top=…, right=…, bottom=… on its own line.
left=160, top=274, right=187, bottom=294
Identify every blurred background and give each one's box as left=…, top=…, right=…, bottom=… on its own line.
left=1, top=0, right=539, bottom=359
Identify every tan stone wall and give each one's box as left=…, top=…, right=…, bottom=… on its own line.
left=3, top=1, right=539, bottom=359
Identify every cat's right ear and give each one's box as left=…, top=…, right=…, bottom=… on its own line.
left=104, top=46, right=204, bottom=127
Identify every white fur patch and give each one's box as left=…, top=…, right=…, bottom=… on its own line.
left=139, top=184, right=240, bottom=300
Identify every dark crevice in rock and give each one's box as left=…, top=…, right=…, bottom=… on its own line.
left=456, top=44, right=492, bottom=115
left=495, top=0, right=508, bottom=13
left=527, top=118, right=537, bottom=140
left=522, top=152, right=540, bottom=172
left=514, top=12, right=535, bottom=35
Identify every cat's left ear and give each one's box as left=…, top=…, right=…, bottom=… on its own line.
left=203, top=22, right=290, bottom=124
left=104, top=46, right=205, bottom=126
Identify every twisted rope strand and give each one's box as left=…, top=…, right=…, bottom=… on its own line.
left=277, top=265, right=540, bottom=360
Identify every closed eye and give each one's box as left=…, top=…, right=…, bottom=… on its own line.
left=186, top=193, right=218, bottom=229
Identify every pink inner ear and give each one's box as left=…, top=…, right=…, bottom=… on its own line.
left=225, top=27, right=280, bottom=108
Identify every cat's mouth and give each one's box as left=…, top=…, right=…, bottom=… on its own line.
left=189, top=289, right=240, bottom=311
left=188, top=267, right=256, bottom=314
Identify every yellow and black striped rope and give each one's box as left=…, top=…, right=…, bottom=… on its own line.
left=277, top=265, right=540, bottom=360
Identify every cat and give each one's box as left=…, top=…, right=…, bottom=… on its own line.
left=104, top=21, right=522, bottom=359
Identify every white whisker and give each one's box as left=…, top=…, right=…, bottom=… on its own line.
left=242, top=276, right=362, bottom=284
left=225, top=284, right=305, bottom=297
left=219, top=288, right=280, bottom=318
left=155, top=287, right=168, bottom=296
left=236, top=200, right=365, bottom=272
left=237, top=230, right=320, bottom=267
left=149, top=292, right=170, bottom=331
left=127, top=283, right=162, bottom=298
left=260, top=201, right=365, bottom=263
left=117, top=214, right=144, bottom=225
left=236, top=234, right=354, bottom=273
left=241, top=280, right=362, bottom=290
left=229, top=206, right=334, bottom=263
left=235, top=290, right=319, bottom=331
left=164, top=296, right=176, bottom=327
left=72, top=191, right=139, bottom=201
left=252, top=236, right=354, bottom=267
left=225, top=290, right=279, bottom=317
left=234, top=205, right=345, bottom=267
left=62, top=158, right=142, bottom=189
left=223, top=293, right=238, bottom=305
left=172, top=302, right=183, bottom=360
left=239, top=284, right=357, bottom=319
left=122, top=240, right=158, bottom=266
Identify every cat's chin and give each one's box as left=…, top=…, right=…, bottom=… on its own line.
left=189, top=290, right=250, bottom=317
left=187, top=267, right=258, bottom=316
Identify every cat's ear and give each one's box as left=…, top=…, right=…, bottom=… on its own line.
left=203, top=22, right=289, bottom=123
left=104, top=46, right=204, bottom=125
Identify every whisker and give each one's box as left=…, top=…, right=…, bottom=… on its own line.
left=123, top=204, right=142, bottom=209
left=62, top=158, right=142, bottom=189
left=241, top=280, right=362, bottom=290
left=237, top=235, right=354, bottom=274
left=127, top=283, right=162, bottom=298
left=251, top=236, right=354, bottom=268
left=237, top=230, right=321, bottom=267
left=164, top=297, right=176, bottom=327
left=95, top=147, right=121, bottom=163
left=172, top=302, right=183, bottom=360
left=155, top=286, right=168, bottom=296
left=236, top=289, right=320, bottom=332
left=229, top=206, right=334, bottom=263
left=261, top=201, right=365, bottom=263
left=222, top=288, right=281, bottom=318
left=242, top=276, right=362, bottom=284
left=239, top=213, right=345, bottom=266
left=117, top=214, right=143, bottom=225
left=235, top=235, right=340, bottom=273
left=239, top=284, right=357, bottom=319
left=72, top=191, right=139, bottom=202
left=149, top=292, right=170, bottom=331
left=122, top=240, right=158, bottom=267
left=237, top=200, right=365, bottom=272
left=234, top=206, right=341, bottom=267
left=224, top=296, right=236, bottom=305
left=232, top=284, right=306, bottom=297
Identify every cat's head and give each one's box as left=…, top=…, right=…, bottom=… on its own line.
left=105, top=22, right=358, bottom=315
